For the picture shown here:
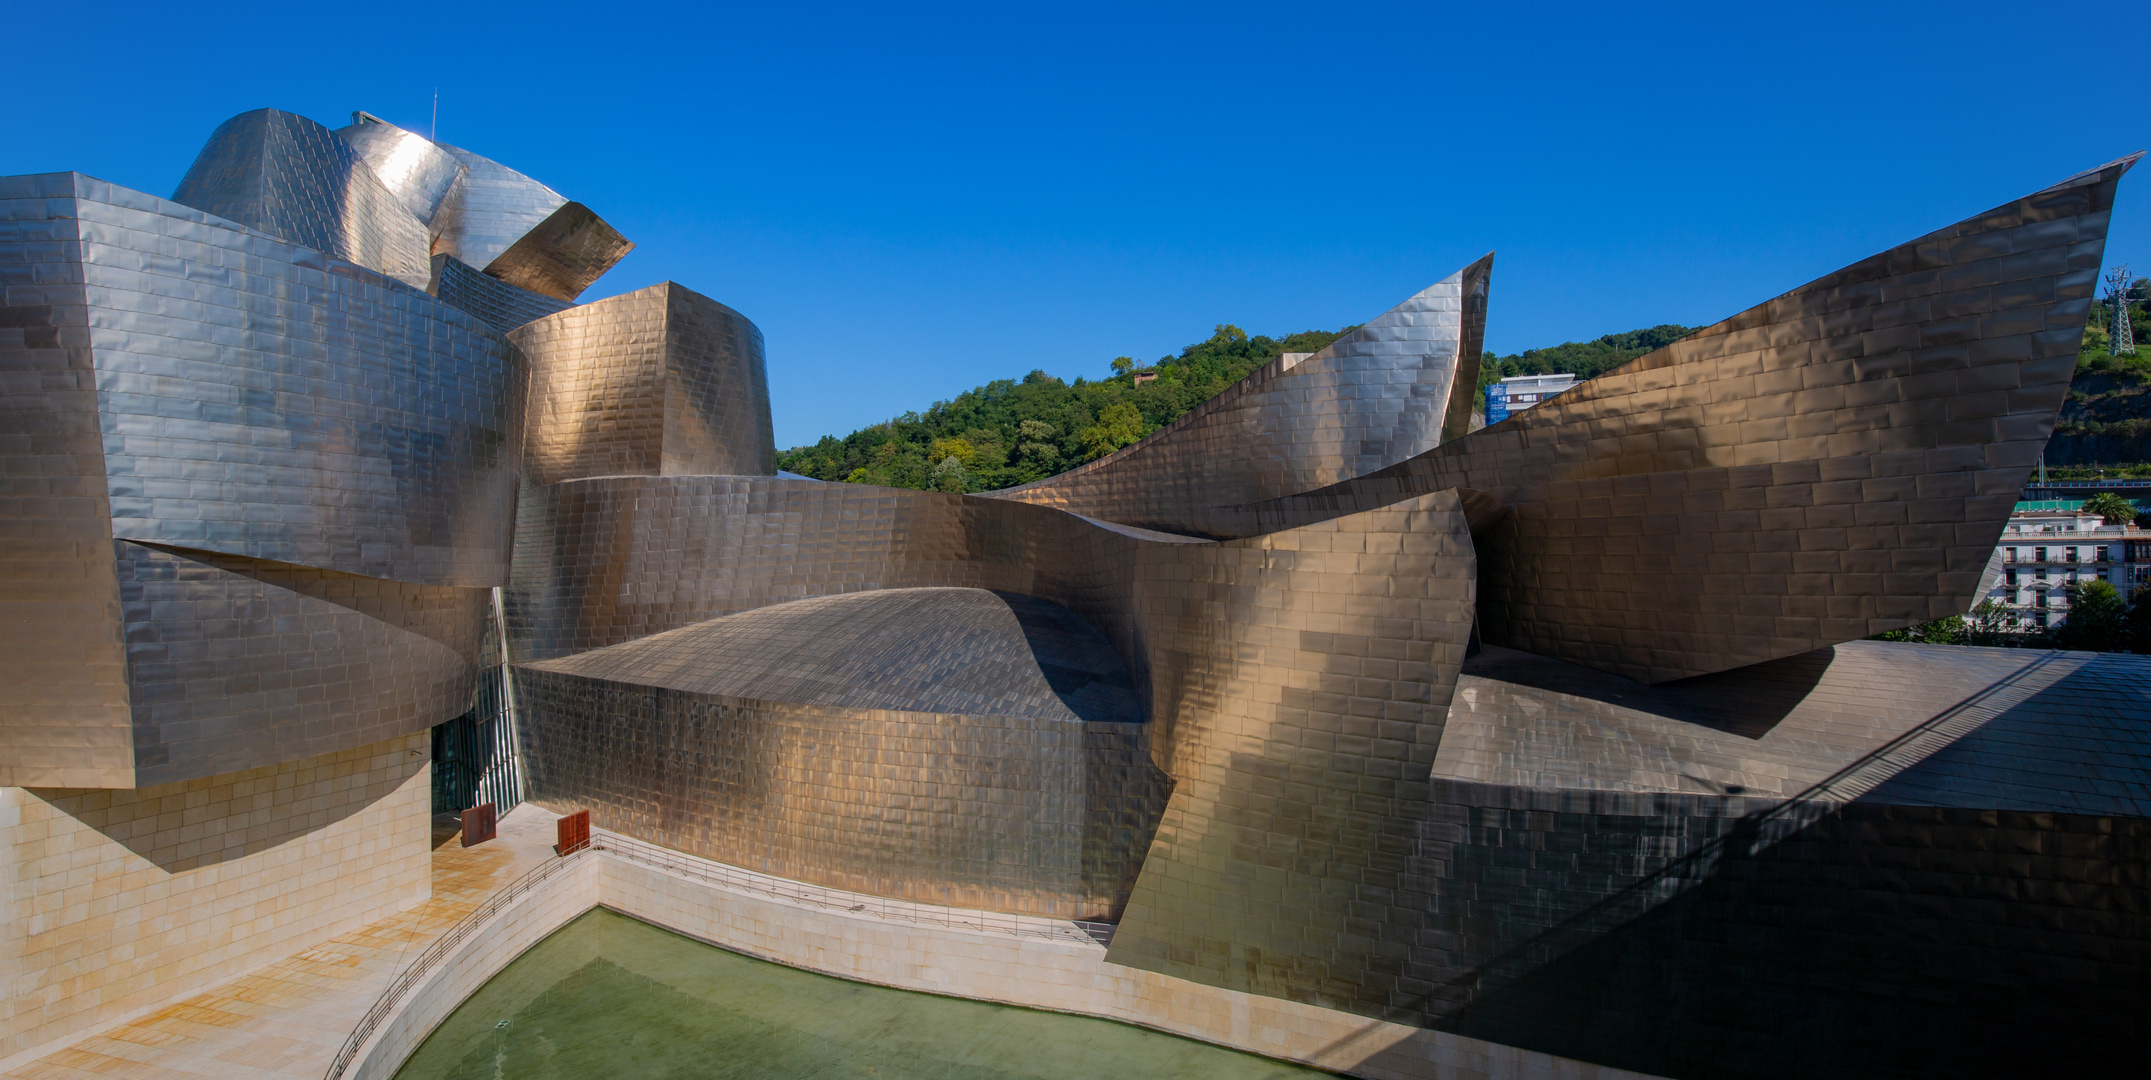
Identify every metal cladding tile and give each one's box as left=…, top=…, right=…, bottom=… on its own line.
left=481, top=201, right=634, bottom=302
left=987, top=255, right=1492, bottom=535
left=0, top=248, right=131, bottom=787
left=1109, top=628, right=2151, bottom=1067
left=1218, top=156, right=2138, bottom=684
left=510, top=283, right=773, bottom=485
left=528, top=587, right=1139, bottom=723
left=13, top=179, right=529, bottom=588
left=516, top=588, right=1166, bottom=919
left=114, top=540, right=480, bottom=786
left=427, top=253, right=569, bottom=333
left=170, top=109, right=431, bottom=290
left=333, top=115, right=466, bottom=226
left=429, top=141, right=569, bottom=272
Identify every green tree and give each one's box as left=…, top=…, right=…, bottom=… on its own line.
left=2054, top=579, right=2128, bottom=652
left=778, top=319, right=1701, bottom=492
left=1872, top=615, right=1966, bottom=644
left=2082, top=492, right=2136, bottom=525
left=929, top=455, right=969, bottom=493
left=1078, top=401, right=1146, bottom=461
left=2128, top=586, right=2151, bottom=654
left=1962, top=599, right=2022, bottom=646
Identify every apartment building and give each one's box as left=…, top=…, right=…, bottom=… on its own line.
left=1985, top=503, right=2151, bottom=629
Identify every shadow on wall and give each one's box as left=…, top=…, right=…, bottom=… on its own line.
left=993, top=591, right=1145, bottom=724
left=25, top=742, right=425, bottom=873
left=1459, top=644, right=1835, bottom=741
left=1423, top=801, right=2151, bottom=1080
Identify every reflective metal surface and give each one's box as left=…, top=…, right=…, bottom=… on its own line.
left=335, top=115, right=467, bottom=228
left=990, top=255, right=1492, bottom=536
left=173, top=109, right=433, bottom=290
left=508, top=470, right=1480, bottom=933
left=0, top=171, right=519, bottom=786
left=9, top=106, right=2149, bottom=1076
left=115, top=541, right=483, bottom=785
left=511, top=283, right=776, bottom=485
left=482, top=201, right=634, bottom=301
left=1222, top=156, right=2141, bottom=682
left=430, top=142, right=571, bottom=274
left=1108, top=638, right=2151, bottom=1077
left=428, top=253, right=571, bottom=333
left=518, top=587, right=1166, bottom=918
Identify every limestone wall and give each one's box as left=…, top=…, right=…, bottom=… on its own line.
left=0, top=733, right=432, bottom=1063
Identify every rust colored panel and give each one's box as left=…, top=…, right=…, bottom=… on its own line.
left=555, top=808, right=590, bottom=855
left=460, top=802, right=497, bottom=847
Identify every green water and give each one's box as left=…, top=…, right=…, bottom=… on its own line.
left=394, top=908, right=1334, bottom=1079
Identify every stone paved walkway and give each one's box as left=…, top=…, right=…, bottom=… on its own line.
left=5, top=806, right=560, bottom=1080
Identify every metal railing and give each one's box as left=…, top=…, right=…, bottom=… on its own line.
left=323, top=842, right=596, bottom=1080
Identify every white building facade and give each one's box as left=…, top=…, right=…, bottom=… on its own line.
left=1485, top=373, right=1578, bottom=424
left=1983, top=505, right=2151, bottom=630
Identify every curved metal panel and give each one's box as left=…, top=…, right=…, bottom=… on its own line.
left=334, top=116, right=467, bottom=227
left=482, top=201, right=634, bottom=301
left=430, top=142, right=569, bottom=272
left=1111, top=633, right=2151, bottom=1075
left=518, top=587, right=1163, bottom=918
left=428, top=253, right=571, bottom=333
left=1, top=169, right=526, bottom=786
left=509, top=472, right=1480, bottom=932
left=171, top=109, right=432, bottom=289
left=0, top=174, right=131, bottom=787
left=534, top=588, right=1139, bottom=722
left=115, top=541, right=483, bottom=787
left=510, top=282, right=775, bottom=485
left=1227, top=156, right=2140, bottom=682
left=989, top=254, right=1491, bottom=535
left=38, top=176, right=530, bottom=587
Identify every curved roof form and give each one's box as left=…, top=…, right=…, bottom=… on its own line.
left=989, top=254, right=1492, bottom=535
left=335, top=115, right=466, bottom=226
left=526, top=587, right=1142, bottom=724
left=172, top=108, right=432, bottom=289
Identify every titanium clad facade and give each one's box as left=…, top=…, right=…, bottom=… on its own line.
left=172, top=109, right=432, bottom=290
left=511, top=283, right=775, bottom=485
left=0, top=176, right=131, bottom=786
left=481, top=202, right=635, bottom=301
left=518, top=587, right=1167, bottom=918
left=431, top=142, right=571, bottom=273
left=335, top=116, right=468, bottom=227
left=115, top=542, right=484, bottom=786
left=505, top=476, right=1190, bottom=664
left=1103, top=635, right=2150, bottom=1076
left=507, top=473, right=1484, bottom=932
left=10, top=104, right=2147, bottom=1077
left=990, top=255, right=1491, bottom=535
left=1226, top=156, right=2140, bottom=683
left=429, top=254, right=572, bottom=333
left=0, top=171, right=523, bottom=786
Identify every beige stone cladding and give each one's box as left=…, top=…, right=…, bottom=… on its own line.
left=0, top=733, right=430, bottom=1064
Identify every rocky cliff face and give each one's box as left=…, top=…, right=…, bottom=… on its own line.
left=2045, top=372, right=2151, bottom=466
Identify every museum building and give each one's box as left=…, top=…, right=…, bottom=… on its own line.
left=0, top=110, right=2145, bottom=1080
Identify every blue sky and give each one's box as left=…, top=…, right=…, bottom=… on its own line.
left=8, top=2, right=2145, bottom=447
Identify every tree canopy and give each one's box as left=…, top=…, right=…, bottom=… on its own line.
left=2082, top=492, right=2137, bottom=525
left=776, top=325, right=1348, bottom=491
left=778, top=320, right=1703, bottom=492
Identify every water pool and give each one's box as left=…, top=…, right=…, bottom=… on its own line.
left=393, top=908, right=1336, bottom=1079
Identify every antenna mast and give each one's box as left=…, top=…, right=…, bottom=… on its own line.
left=2109, top=265, right=2135, bottom=356
left=430, top=89, right=438, bottom=141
